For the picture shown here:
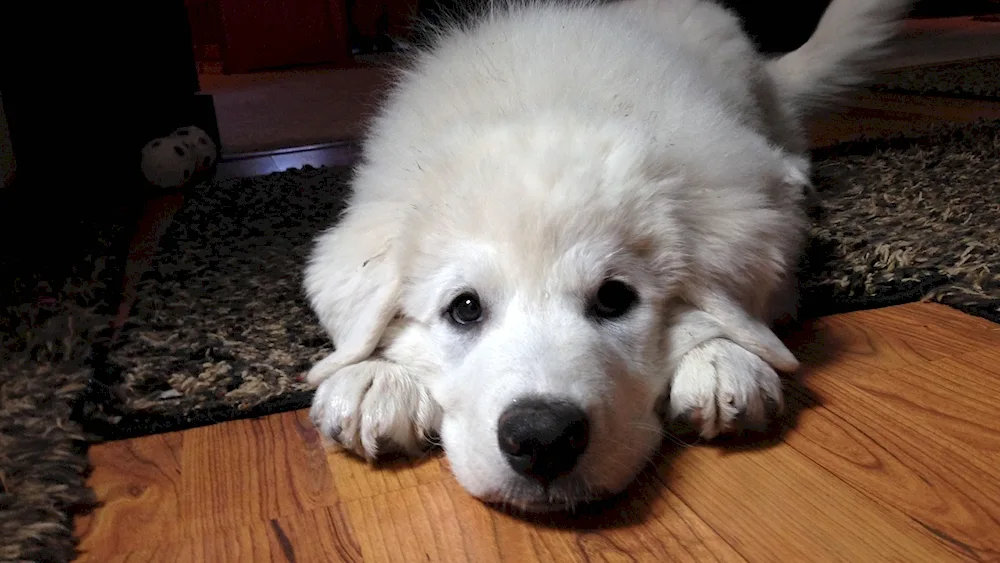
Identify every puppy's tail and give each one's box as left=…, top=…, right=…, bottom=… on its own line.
left=767, top=0, right=914, bottom=114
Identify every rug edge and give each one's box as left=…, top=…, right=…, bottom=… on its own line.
left=81, top=389, right=315, bottom=442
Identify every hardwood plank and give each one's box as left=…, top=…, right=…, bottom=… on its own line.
left=179, top=409, right=337, bottom=527
left=809, top=358, right=1000, bottom=497
left=786, top=303, right=1000, bottom=373
left=809, top=91, right=1000, bottom=148
left=848, top=92, right=1000, bottom=119
left=109, top=519, right=279, bottom=563
left=325, top=449, right=429, bottom=502
left=75, top=433, right=185, bottom=559
left=858, top=303, right=1000, bottom=345
left=662, top=436, right=963, bottom=562
left=272, top=504, right=365, bottom=562
left=172, top=519, right=278, bottom=563
left=774, top=311, right=1000, bottom=560
left=790, top=313, right=951, bottom=370
left=783, top=382, right=999, bottom=560
left=337, top=467, right=744, bottom=563
left=83, top=505, right=364, bottom=563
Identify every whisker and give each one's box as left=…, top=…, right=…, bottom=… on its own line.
left=628, top=420, right=699, bottom=448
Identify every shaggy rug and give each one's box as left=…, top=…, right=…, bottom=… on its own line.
left=871, top=58, right=1000, bottom=98
left=802, top=120, right=1000, bottom=320
left=78, top=167, right=348, bottom=441
left=1, top=256, right=120, bottom=561
left=75, top=120, right=1000, bottom=443
left=1, top=325, right=100, bottom=563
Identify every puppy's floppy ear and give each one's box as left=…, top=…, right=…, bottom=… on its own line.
left=692, top=291, right=800, bottom=373
left=304, top=203, right=403, bottom=385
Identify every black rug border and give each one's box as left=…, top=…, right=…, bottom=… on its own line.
left=80, top=119, right=1000, bottom=443
left=79, top=388, right=316, bottom=442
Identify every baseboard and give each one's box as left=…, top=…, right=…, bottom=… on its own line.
left=220, top=139, right=361, bottom=162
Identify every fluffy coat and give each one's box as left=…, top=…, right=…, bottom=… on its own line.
left=305, top=0, right=913, bottom=509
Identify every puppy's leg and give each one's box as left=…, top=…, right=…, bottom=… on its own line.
left=663, top=308, right=787, bottom=439
left=309, top=319, right=442, bottom=459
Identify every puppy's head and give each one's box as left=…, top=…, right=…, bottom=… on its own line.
left=313, top=117, right=806, bottom=510
left=406, top=229, right=673, bottom=509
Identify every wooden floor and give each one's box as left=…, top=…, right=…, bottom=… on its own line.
left=75, top=302, right=1000, bottom=562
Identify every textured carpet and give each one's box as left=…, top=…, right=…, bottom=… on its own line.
left=871, top=58, right=1000, bottom=98
left=1, top=330, right=99, bottom=562
left=801, top=120, right=1000, bottom=321
left=76, top=120, right=1000, bottom=442
left=80, top=167, right=347, bottom=441
left=1, top=269, right=118, bottom=561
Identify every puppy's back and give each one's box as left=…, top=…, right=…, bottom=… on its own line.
left=363, top=0, right=778, bottom=196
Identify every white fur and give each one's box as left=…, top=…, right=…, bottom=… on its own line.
left=304, top=0, right=911, bottom=510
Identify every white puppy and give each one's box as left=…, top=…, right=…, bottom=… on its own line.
left=305, top=0, right=912, bottom=510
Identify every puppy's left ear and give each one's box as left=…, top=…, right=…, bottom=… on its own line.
left=695, top=292, right=800, bottom=373
left=304, top=202, right=404, bottom=386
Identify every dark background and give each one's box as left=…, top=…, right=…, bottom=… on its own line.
left=0, top=0, right=220, bottom=333
left=2, top=0, right=998, bottom=330
left=407, top=0, right=1000, bottom=54
left=722, top=0, right=1000, bottom=53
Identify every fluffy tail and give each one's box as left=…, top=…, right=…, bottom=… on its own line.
left=768, top=0, right=915, bottom=114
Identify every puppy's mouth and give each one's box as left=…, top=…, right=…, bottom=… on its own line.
left=479, top=479, right=614, bottom=513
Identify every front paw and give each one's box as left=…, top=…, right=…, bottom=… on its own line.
left=309, top=358, right=442, bottom=459
left=668, top=339, right=784, bottom=439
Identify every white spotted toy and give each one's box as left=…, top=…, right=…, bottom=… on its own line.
left=140, top=136, right=198, bottom=188
left=172, top=125, right=218, bottom=172
left=140, top=125, right=218, bottom=189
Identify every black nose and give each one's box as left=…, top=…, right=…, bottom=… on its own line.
left=497, top=398, right=590, bottom=483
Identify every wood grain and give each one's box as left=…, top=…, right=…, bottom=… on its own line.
left=74, top=303, right=1000, bottom=562
left=809, top=91, right=1000, bottom=148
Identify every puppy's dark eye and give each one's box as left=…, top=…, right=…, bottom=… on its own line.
left=447, top=291, right=483, bottom=325
left=591, top=280, right=638, bottom=319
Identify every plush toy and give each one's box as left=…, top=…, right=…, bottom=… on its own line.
left=140, top=136, right=198, bottom=188
left=171, top=125, right=218, bottom=172
left=140, top=126, right=219, bottom=189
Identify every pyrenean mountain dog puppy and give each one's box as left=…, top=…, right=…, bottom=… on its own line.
left=305, top=0, right=913, bottom=511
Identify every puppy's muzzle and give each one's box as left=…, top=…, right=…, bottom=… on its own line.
left=497, top=398, right=590, bottom=484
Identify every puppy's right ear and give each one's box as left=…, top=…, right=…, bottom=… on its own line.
left=304, top=203, right=403, bottom=386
